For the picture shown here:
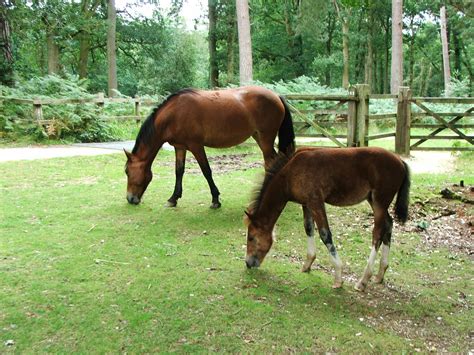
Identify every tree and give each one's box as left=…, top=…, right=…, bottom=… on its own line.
left=390, top=0, right=403, bottom=94
left=107, top=0, right=117, bottom=96
left=333, top=0, right=350, bottom=89
left=78, top=0, right=102, bottom=79
left=0, top=0, right=14, bottom=85
left=208, top=0, right=218, bottom=87
left=236, top=0, right=252, bottom=85
left=440, top=4, right=451, bottom=96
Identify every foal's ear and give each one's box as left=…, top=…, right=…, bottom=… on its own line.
left=123, top=149, right=132, bottom=161
left=244, top=210, right=254, bottom=226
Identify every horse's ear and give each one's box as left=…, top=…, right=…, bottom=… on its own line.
left=124, top=149, right=132, bottom=161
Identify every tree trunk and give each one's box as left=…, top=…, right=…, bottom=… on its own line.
left=236, top=0, right=252, bottom=85
left=226, top=10, right=236, bottom=84
left=208, top=0, right=219, bottom=87
left=440, top=5, right=451, bottom=96
left=390, top=0, right=403, bottom=94
left=452, top=27, right=461, bottom=79
left=333, top=0, right=350, bottom=89
left=107, top=0, right=117, bottom=97
left=0, top=0, right=14, bottom=86
left=384, top=15, right=389, bottom=93
left=78, top=33, right=90, bottom=79
left=408, top=17, right=415, bottom=88
left=47, top=31, right=60, bottom=75
left=364, top=7, right=373, bottom=89
left=325, top=14, right=335, bottom=86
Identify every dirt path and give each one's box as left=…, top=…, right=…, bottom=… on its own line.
left=0, top=142, right=456, bottom=174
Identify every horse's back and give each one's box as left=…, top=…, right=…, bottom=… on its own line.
left=162, top=86, right=285, bottom=148
left=287, top=147, right=407, bottom=207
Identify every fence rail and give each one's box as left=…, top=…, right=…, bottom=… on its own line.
left=2, top=87, right=473, bottom=154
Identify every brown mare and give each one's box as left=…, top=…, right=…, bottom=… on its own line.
left=245, top=147, right=410, bottom=292
left=124, top=86, right=295, bottom=208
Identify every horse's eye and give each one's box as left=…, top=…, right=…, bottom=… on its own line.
left=125, top=167, right=129, bottom=175
left=247, top=235, right=254, bottom=242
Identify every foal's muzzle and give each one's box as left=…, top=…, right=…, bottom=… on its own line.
left=127, top=193, right=141, bottom=205
left=246, top=255, right=260, bottom=269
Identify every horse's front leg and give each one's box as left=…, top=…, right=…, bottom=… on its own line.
left=301, top=205, right=316, bottom=273
left=189, top=145, right=221, bottom=209
left=167, top=148, right=186, bottom=207
left=355, top=208, right=389, bottom=292
left=310, top=203, right=343, bottom=289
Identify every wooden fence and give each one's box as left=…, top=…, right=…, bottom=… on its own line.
left=284, top=84, right=473, bottom=154
left=1, top=86, right=473, bottom=154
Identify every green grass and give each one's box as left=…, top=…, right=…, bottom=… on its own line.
left=0, top=147, right=472, bottom=352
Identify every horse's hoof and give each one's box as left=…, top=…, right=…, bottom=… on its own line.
left=374, top=277, right=384, bottom=284
left=166, top=200, right=177, bottom=207
left=301, top=265, right=311, bottom=273
left=210, top=202, right=221, bottom=209
left=354, top=282, right=366, bottom=292
left=332, top=281, right=343, bottom=289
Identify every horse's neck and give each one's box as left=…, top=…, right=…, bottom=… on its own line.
left=255, top=174, right=289, bottom=230
left=134, top=139, right=164, bottom=165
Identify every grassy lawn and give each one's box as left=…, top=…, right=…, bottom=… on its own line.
left=0, top=145, right=472, bottom=352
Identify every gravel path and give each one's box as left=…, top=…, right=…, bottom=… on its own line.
left=0, top=141, right=455, bottom=174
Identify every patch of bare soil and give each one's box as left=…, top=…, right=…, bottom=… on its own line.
left=403, top=184, right=474, bottom=258
left=161, top=153, right=263, bottom=175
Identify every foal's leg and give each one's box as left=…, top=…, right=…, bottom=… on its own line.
left=189, top=145, right=221, bottom=209
left=355, top=207, right=388, bottom=292
left=374, top=212, right=393, bottom=284
left=167, top=148, right=186, bottom=207
left=310, top=204, right=343, bottom=288
left=301, top=205, right=316, bottom=273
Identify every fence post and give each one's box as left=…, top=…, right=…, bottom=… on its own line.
left=96, top=92, right=105, bottom=111
left=395, top=86, right=411, bottom=156
left=33, top=99, right=43, bottom=124
left=134, top=95, right=141, bottom=124
left=347, top=86, right=357, bottom=147
left=353, top=84, right=370, bottom=147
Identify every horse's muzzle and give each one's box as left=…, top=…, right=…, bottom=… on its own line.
left=245, top=255, right=260, bottom=269
left=127, top=193, right=141, bottom=205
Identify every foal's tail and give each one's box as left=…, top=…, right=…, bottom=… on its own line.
left=278, top=96, right=296, bottom=156
left=394, top=161, right=411, bottom=223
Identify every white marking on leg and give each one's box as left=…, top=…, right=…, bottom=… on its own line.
left=329, top=249, right=343, bottom=287
left=356, top=246, right=378, bottom=291
left=302, top=236, right=316, bottom=272
left=375, top=244, right=390, bottom=283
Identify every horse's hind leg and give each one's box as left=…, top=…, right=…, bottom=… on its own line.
left=189, top=145, right=221, bottom=209
left=355, top=206, right=389, bottom=292
left=167, top=148, right=187, bottom=207
left=301, top=205, right=316, bottom=273
left=374, top=212, right=393, bottom=284
left=252, top=133, right=277, bottom=170
left=309, top=203, right=343, bottom=288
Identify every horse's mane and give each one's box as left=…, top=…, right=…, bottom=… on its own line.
left=247, top=153, right=290, bottom=215
left=132, top=88, right=198, bottom=154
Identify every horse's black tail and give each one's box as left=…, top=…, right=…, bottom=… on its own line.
left=394, top=161, right=411, bottom=223
left=278, top=96, right=296, bottom=156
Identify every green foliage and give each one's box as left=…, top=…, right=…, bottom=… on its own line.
left=1, top=76, right=116, bottom=142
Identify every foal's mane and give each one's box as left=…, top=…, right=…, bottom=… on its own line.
left=132, top=88, right=198, bottom=154
left=247, top=153, right=290, bottom=215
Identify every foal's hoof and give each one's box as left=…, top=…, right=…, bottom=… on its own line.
left=166, top=200, right=177, bottom=208
left=374, top=276, right=384, bottom=284
left=210, top=202, right=221, bottom=209
left=332, top=281, right=344, bottom=289
left=354, top=281, right=367, bottom=292
left=301, top=266, right=311, bottom=273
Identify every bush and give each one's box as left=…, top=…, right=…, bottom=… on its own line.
left=0, top=75, right=139, bottom=143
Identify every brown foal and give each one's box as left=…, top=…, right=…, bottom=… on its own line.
left=245, top=147, right=410, bottom=291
